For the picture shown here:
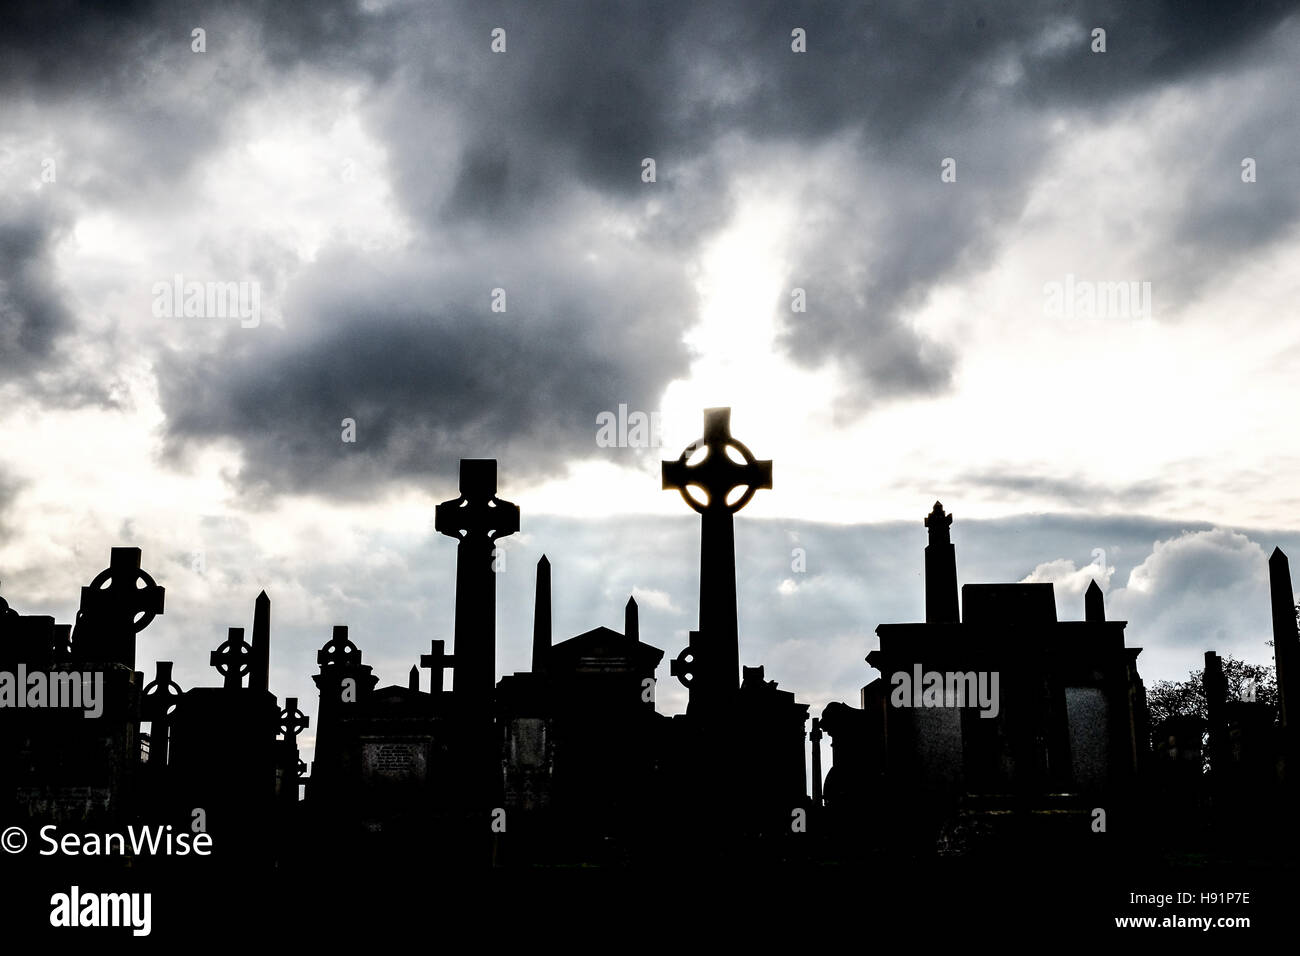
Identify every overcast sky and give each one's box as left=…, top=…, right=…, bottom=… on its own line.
left=3, top=1, right=1300, bottom=764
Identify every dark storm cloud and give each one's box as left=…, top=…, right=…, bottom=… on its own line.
left=362, top=0, right=1300, bottom=415
left=156, top=238, right=694, bottom=496
left=0, top=196, right=73, bottom=374
left=0, top=0, right=376, bottom=93
left=0, top=194, right=119, bottom=406
left=0, top=0, right=386, bottom=210
left=5, top=0, right=1297, bottom=489
left=1155, top=64, right=1300, bottom=312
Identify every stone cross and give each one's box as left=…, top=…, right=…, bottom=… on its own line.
left=420, top=638, right=456, bottom=694
left=435, top=460, right=518, bottom=709
left=142, top=660, right=184, bottom=771
left=317, top=625, right=361, bottom=671
left=435, top=459, right=518, bottom=815
left=210, top=627, right=252, bottom=690
left=75, top=547, right=165, bottom=666
left=142, top=660, right=184, bottom=722
left=311, top=625, right=376, bottom=772
left=662, top=408, right=771, bottom=715
left=279, top=697, right=310, bottom=742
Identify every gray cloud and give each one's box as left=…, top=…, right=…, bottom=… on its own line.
left=0, top=196, right=73, bottom=375
left=344, top=0, right=1300, bottom=415
left=0, top=466, right=25, bottom=546
left=157, top=235, right=695, bottom=496
left=954, top=471, right=1173, bottom=509
left=3, top=0, right=1298, bottom=488
left=0, top=195, right=121, bottom=406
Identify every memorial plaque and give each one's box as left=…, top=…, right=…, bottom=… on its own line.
left=1065, top=687, right=1110, bottom=789
left=360, top=738, right=430, bottom=782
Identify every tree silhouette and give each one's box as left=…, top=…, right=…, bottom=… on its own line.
left=1146, top=654, right=1278, bottom=754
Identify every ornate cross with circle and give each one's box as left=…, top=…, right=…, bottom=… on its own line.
left=210, top=627, right=252, bottom=689
left=434, top=459, right=520, bottom=542
left=279, top=697, right=310, bottom=742
left=75, top=547, right=165, bottom=664
left=662, top=407, right=772, bottom=515
left=662, top=408, right=772, bottom=714
left=433, top=459, right=519, bottom=710
left=142, top=660, right=184, bottom=721
left=317, top=625, right=361, bottom=670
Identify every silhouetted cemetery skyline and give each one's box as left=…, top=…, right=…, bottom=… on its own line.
left=2, top=406, right=1298, bottom=880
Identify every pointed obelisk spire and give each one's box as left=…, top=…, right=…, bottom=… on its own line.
left=1269, top=547, right=1297, bottom=729
left=532, top=555, right=551, bottom=673
left=408, top=665, right=419, bottom=691
left=625, top=595, right=639, bottom=642
left=1085, top=579, right=1105, bottom=623
left=249, top=590, right=270, bottom=691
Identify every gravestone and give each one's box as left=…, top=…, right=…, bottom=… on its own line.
left=2, top=551, right=161, bottom=828
left=72, top=547, right=164, bottom=668
left=435, top=459, right=518, bottom=817
left=167, top=604, right=279, bottom=866
left=663, top=408, right=771, bottom=717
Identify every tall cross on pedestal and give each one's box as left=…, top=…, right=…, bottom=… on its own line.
left=420, top=639, right=455, bottom=694
left=662, top=408, right=771, bottom=715
left=435, top=459, right=518, bottom=710
left=74, top=547, right=165, bottom=667
left=435, top=459, right=518, bottom=819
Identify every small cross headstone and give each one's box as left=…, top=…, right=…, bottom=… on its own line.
left=420, top=639, right=456, bottom=694
left=317, top=625, right=362, bottom=671
left=279, top=697, right=310, bottom=742
left=74, top=547, right=165, bottom=665
left=210, top=627, right=253, bottom=690
left=142, top=660, right=184, bottom=721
